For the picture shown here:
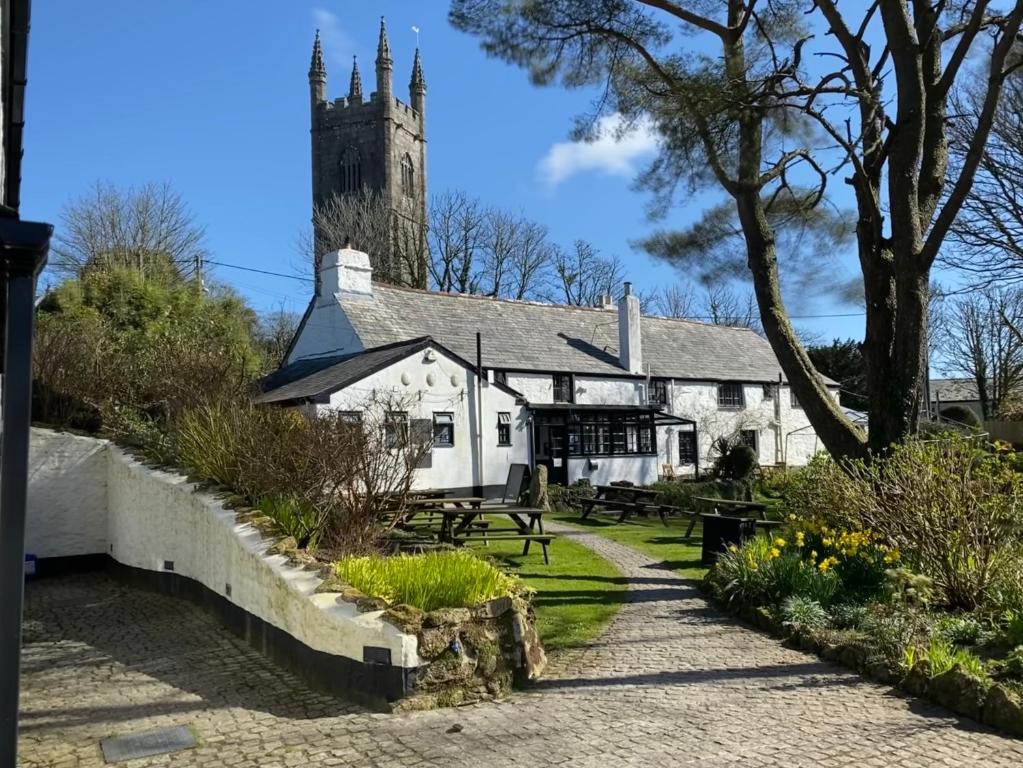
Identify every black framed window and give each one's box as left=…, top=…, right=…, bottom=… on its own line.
left=493, top=370, right=508, bottom=387
left=717, top=382, right=745, bottom=409
left=553, top=373, right=574, bottom=403
left=762, top=383, right=776, bottom=400
left=561, top=412, right=656, bottom=457
left=497, top=412, right=512, bottom=445
left=739, top=429, right=758, bottom=451
left=649, top=379, right=668, bottom=407
left=790, top=390, right=802, bottom=409
left=678, top=431, right=697, bottom=464
left=384, top=411, right=409, bottom=449
left=338, top=411, right=363, bottom=424
left=433, top=412, right=454, bottom=446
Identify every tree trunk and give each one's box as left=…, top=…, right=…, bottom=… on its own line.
left=862, top=252, right=929, bottom=453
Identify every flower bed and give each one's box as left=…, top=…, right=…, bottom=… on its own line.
left=703, top=437, right=1023, bottom=738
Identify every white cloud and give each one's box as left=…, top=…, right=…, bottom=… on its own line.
left=537, top=115, right=658, bottom=190
left=312, top=8, right=358, bottom=68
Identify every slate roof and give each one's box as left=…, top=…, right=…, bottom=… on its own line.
left=256, top=337, right=433, bottom=404
left=331, top=284, right=809, bottom=383
left=930, top=378, right=982, bottom=403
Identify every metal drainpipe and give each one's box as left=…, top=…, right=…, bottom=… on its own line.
left=475, top=333, right=484, bottom=497
left=0, top=220, right=52, bottom=766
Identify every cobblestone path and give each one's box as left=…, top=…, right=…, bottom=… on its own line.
left=19, top=525, right=1023, bottom=767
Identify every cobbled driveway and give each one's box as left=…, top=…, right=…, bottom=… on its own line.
left=19, top=525, right=1023, bottom=767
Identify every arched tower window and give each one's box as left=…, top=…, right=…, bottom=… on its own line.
left=400, top=153, right=415, bottom=198
left=340, top=147, right=362, bottom=194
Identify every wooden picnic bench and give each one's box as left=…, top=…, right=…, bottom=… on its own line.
left=685, top=496, right=769, bottom=537
left=441, top=506, right=555, bottom=564
left=580, top=484, right=668, bottom=525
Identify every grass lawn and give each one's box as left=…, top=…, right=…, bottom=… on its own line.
left=479, top=536, right=627, bottom=654
left=550, top=510, right=708, bottom=580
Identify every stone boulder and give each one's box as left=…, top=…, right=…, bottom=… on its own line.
left=928, top=665, right=989, bottom=721
left=983, top=684, right=1023, bottom=738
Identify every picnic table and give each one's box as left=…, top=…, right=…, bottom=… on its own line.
left=580, top=484, right=668, bottom=525
left=685, top=496, right=770, bottom=537
left=437, top=505, right=554, bottom=564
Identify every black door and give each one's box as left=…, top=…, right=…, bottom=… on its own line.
left=534, top=419, right=568, bottom=486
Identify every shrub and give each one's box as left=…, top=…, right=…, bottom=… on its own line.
left=781, top=596, right=829, bottom=630
left=829, top=602, right=868, bottom=630
left=885, top=568, right=935, bottom=608
left=785, top=437, right=1023, bottom=610
left=548, top=481, right=596, bottom=513
left=713, top=443, right=758, bottom=483
left=937, top=616, right=983, bottom=647
left=334, top=550, right=522, bottom=612
left=257, top=496, right=325, bottom=550
left=862, top=603, right=933, bottom=663
left=175, top=399, right=430, bottom=555
left=1002, top=609, right=1023, bottom=647
left=922, top=637, right=989, bottom=681
left=649, top=479, right=718, bottom=509
left=707, top=535, right=840, bottom=608
left=1001, top=647, right=1023, bottom=679
left=939, top=404, right=982, bottom=429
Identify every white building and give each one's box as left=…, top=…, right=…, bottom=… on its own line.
left=257, top=247, right=839, bottom=496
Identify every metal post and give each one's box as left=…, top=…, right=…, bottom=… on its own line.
left=0, top=219, right=51, bottom=768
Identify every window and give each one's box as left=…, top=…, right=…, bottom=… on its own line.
left=340, top=147, right=362, bottom=194
left=433, top=412, right=454, bottom=447
left=739, top=429, right=758, bottom=451
left=337, top=411, right=363, bottom=425
left=649, top=379, right=668, bottom=407
left=497, top=412, right=512, bottom=446
left=678, top=431, right=697, bottom=465
left=553, top=373, right=573, bottom=403
left=762, top=383, right=776, bottom=400
left=790, top=390, right=803, bottom=409
left=563, top=412, right=656, bottom=457
left=718, top=382, right=745, bottom=409
left=493, top=370, right=508, bottom=387
left=384, top=411, right=408, bottom=449
left=400, top=153, right=415, bottom=198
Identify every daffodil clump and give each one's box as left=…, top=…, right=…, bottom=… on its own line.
left=709, top=516, right=897, bottom=610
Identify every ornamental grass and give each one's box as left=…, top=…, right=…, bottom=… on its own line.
left=334, top=550, right=524, bottom=612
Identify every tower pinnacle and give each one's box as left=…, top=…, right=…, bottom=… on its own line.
left=376, top=16, right=392, bottom=69
left=309, top=29, right=326, bottom=81
left=349, top=56, right=363, bottom=102
left=410, top=48, right=425, bottom=94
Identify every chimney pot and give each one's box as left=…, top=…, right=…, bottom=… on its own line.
left=624, top=281, right=633, bottom=296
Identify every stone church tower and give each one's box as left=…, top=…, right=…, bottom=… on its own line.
left=308, top=19, right=428, bottom=287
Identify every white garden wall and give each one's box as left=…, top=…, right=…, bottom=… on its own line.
left=27, top=429, right=418, bottom=678
left=26, top=428, right=108, bottom=558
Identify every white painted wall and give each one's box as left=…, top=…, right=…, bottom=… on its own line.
left=574, top=375, right=643, bottom=406
left=26, top=428, right=109, bottom=558
left=321, top=345, right=529, bottom=494
left=567, top=455, right=659, bottom=486
left=26, top=429, right=419, bottom=669
left=286, top=297, right=364, bottom=365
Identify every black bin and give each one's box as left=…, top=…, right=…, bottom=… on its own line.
left=700, top=514, right=757, bottom=565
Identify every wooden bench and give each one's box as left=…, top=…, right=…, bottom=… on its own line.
left=453, top=532, right=555, bottom=564
left=580, top=497, right=668, bottom=525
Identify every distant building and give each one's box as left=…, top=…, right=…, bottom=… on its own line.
left=308, top=19, right=427, bottom=287
left=257, top=247, right=840, bottom=496
left=930, top=378, right=985, bottom=420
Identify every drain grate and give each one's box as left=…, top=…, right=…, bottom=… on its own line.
left=100, top=725, right=196, bottom=763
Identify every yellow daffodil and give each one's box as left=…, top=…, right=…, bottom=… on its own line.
left=774, top=537, right=787, bottom=548
left=770, top=547, right=781, bottom=558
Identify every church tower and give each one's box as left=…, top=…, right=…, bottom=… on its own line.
left=308, top=18, right=428, bottom=288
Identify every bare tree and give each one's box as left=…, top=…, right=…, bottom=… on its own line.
left=703, top=285, right=760, bottom=332
left=311, top=190, right=426, bottom=288
left=256, top=304, right=301, bottom=371
left=551, top=240, right=626, bottom=306
left=945, top=49, right=1023, bottom=286
left=651, top=283, right=698, bottom=318
left=53, top=180, right=207, bottom=280
left=936, top=288, right=1023, bottom=419
left=428, top=190, right=489, bottom=294
left=452, top=0, right=1023, bottom=457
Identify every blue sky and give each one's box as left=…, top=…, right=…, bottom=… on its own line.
left=21, top=1, right=864, bottom=341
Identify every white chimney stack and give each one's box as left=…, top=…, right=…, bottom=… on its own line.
left=618, top=281, right=643, bottom=374
left=318, top=245, right=373, bottom=304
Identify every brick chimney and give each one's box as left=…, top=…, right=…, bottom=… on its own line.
left=318, top=244, right=373, bottom=304
left=618, top=282, right=643, bottom=374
